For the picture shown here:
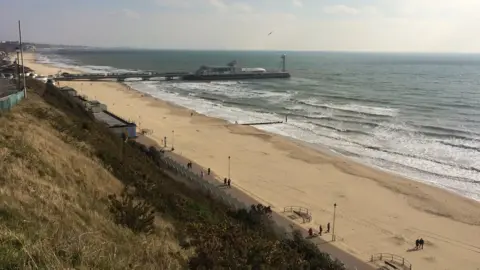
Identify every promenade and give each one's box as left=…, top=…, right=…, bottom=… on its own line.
left=135, top=135, right=373, bottom=270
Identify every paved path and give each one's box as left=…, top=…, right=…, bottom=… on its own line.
left=135, top=135, right=374, bottom=270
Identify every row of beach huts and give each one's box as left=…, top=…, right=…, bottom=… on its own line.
left=57, top=86, right=137, bottom=139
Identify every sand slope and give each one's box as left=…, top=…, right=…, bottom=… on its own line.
left=24, top=53, right=480, bottom=270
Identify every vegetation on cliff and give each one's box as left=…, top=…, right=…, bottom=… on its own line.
left=0, top=80, right=345, bottom=269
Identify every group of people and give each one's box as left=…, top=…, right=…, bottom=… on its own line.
left=308, top=222, right=331, bottom=237
left=415, top=238, right=425, bottom=250
left=199, top=167, right=212, bottom=178
left=186, top=161, right=231, bottom=187
left=224, top=178, right=231, bottom=187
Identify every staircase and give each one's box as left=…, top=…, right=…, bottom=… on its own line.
left=370, top=253, right=412, bottom=270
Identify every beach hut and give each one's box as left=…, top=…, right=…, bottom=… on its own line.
left=59, top=86, right=78, bottom=97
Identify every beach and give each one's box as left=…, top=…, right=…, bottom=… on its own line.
left=24, top=52, right=480, bottom=269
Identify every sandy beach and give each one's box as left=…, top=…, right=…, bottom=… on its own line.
left=24, top=53, right=480, bottom=270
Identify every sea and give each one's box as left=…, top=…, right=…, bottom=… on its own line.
left=35, top=49, right=480, bottom=202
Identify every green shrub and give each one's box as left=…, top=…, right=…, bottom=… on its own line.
left=108, top=192, right=156, bottom=234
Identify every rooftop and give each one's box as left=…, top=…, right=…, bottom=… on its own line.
left=92, top=110, right=134, bottom=128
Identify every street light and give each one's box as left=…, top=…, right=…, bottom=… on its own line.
left=18, top=20, right=27, bottom=98
left=171, top=130, right=175, bottom=151
left=228, top=156, right=231, bottom=180
left=332, top=203, right=337, bottom=241
left=15, top=47, right=20, bottom=90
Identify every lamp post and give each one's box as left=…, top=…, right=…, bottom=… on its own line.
left=228, top=156, right=231, bottom=180
left=15, top=48, right=20, bottom=90
left=18, top=20, right=26, bottom=98
left=171, top=130, right=175, bottom=151
left=332, top=203, right=337, bottom=242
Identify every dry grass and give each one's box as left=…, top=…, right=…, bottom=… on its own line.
left=0, top=91, right=185, bottom=269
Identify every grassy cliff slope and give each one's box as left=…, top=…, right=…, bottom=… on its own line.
left=0, top=83, right=184, bottom=269
left=0, top=80, right=345, bottom=269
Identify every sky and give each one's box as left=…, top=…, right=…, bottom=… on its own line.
left=1, top=0, right=480, bottom=52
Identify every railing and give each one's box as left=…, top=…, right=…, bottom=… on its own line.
left=155, top=154, right=290, bottom=237
left=283, top=206, right=312, bottom=223
left=370, top=253, right=412, bottom=270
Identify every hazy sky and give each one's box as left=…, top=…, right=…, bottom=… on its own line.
left=1, top=0, right=479, bottom=52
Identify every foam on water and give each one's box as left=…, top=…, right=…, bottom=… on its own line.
left=129, top=81, right=284, bottom=124
left=299, top=97, right=399, bottom=117
left=168, top=81, right=295, bottom=103
left=37, top=51, right=480, bottom=202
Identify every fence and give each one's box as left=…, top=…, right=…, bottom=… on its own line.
left=370, top=253, right=412, bottom=270
left=0, top=90, right=25, bottom=112
left=156, top=154, right=288, bottom=236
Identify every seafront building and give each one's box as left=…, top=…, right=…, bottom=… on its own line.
left=58, top=86, right=137, bottom=139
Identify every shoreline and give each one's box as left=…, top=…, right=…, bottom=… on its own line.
left=31, top=55, right=477, bottom=202
left=25, top=52, right=480, bottom=269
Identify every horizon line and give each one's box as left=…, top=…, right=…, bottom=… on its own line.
left=16, top=41, right=480, bottom=54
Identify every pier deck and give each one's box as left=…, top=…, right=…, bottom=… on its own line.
left=54, top=71, right=291, bottom=82
left=55, top=72, right=189, bottom=82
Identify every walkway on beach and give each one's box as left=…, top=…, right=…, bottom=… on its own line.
left=135, top=135, right=373, bottom=270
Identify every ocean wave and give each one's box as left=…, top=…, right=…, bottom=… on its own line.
left=283, top=118, right=479, bottom=177
left=330, top=141, right=479, bottom=184
left=298, top=98, right=399, bottom=117
left=165, top=81, right=294, bottom=103
left=415, top=123, right=480, bottom=138
left=438, top=141, right=480, bottom=152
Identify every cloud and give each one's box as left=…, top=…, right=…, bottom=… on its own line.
left=208, top=0, right=228, bottom=10
left=292, top=0, right=303, bottom=8
left=154, top=0, right=193, bottom=8
left=3, top=0, right=480, bottom=52
left=109, top=9, right=140, bottom=19
left=231, top=3, right=253, bottom=13
left=206, top=0, right=253, bottom=13
left=154, top=0, right=252, bottom=13
left=323, top=5, right=359, bottom=15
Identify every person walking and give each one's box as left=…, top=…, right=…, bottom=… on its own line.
left=227, top=179, right=231, bottom=188
left=319, top=225, right=323, bottom=236
left=327, top=222, right=330, bottom=233
left=224, top=178, right=227, bottom=186
left=419, top=238, right=424, bottom=249
left=207, top=168, right=211, bottom=175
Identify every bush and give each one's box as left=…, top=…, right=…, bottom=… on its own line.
left=108, top=192, right=155, bottom=234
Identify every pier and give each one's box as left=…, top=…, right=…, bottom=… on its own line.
left=53, top=54, right=291, bottom=82
left=54, top=71, right=290, bottom=82
left=55, top=72, right=189, bottom=82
